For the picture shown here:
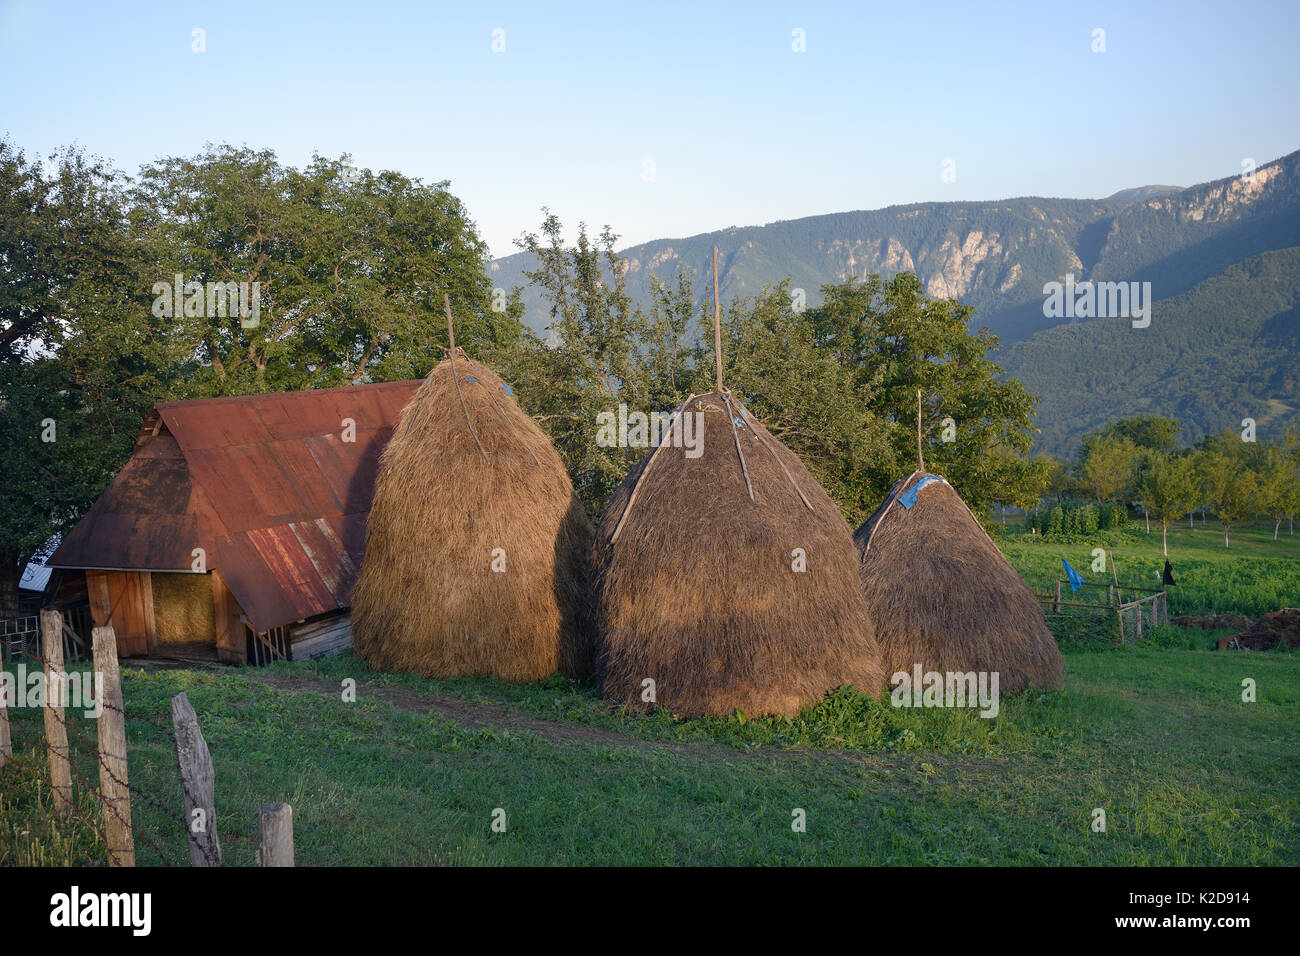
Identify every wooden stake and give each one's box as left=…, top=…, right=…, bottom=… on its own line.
left=0, top=668, right=10, bottom=769
left=92, top=625, right=134, bottom=867
left=41, top=610, right=73, bottom=814
left=712, top=245, right=722, bottom=393
left=444, top=293, right=456, bottom=353
left=916, top=388, right=925, bottom=471
left=171, top=692, right=222, bottom=866
left=444, top=294, right=488, bottom=462
left=258, top=803, right=295, bottom=866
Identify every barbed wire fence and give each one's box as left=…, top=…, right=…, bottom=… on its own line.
left=0, top=612, right=291, bottom=867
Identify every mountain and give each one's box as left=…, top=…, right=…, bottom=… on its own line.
left=1001, top=247, right=1300, bottom=457
left=1107, top=185, right=1184, bottom=203
left=489, top=150, right=1300, bottom=349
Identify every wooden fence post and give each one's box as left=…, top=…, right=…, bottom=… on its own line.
left=92, top=625, right=135, bottom=867
left=1053, top=580, right=1061, bottom=613
left=0, top=675, right=10, bottom=770
left=171, top=692, right=222, bottom=866
left=41, top=610, right=73, bottom=814
left=1134, top=601, right=1143, bottom=642
left=258, top=803, right=294, bottom=866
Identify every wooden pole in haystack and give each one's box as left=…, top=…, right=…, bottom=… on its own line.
left=916, top=388, right=925, bottom=472
left=713, top=244, right=753, bottom=501
left=713, top=245, right=723, bottom=393
left=445, top=293, right=488, bottom=462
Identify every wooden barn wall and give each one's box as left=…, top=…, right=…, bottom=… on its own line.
left=85, top=570, right=157, bottom=657
left=289, top=612, right=352, bottom=660
left=211, top=570, right=247, bottom=665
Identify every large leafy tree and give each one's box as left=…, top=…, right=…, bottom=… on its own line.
left=131, top=146, right=522, bottom=394
left=807, top=272, right=1050, bottom=516
left=0, top=140, right=180, bottom=614
left=1080, top=433, right=1141, bottom=504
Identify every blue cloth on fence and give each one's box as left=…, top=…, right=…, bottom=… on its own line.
left=898, top=475, right=945, bottom=509
left=1062, top=557, right=1087, bottom=592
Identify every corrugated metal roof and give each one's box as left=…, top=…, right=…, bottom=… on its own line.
left=48, top=380, right=420, bottom=632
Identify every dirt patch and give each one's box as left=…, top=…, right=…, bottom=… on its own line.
left=244, top=672, right=739, bottom=758
left=1218, top=609, right=1300, bottom=651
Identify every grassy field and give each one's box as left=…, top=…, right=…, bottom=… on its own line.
left=996, top=517, right=1300, bottom=619
left=1, top=519, right=1296, bottom=866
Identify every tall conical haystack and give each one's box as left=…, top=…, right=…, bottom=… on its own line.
left=592, top=391, right=886, bottom=717
left=351, top=350, right=593, bottom=681
left=854, top=470, right=1063, bottom=692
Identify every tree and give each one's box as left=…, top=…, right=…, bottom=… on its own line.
left=513, top=214, right=654, bottom=511
left=1101, top=414, right=1180, bottom=452
left=132, top=146, right=520, bottom=394
left=1080, top=433, right=1140, bottom=505
left=0, top=140, right=179, bottom=616
left=807, top=272, right=1047, bottom=515
left=722, top=283, right=894, bottom=524
left=1199, top=452, right=1259, bottom=548
left=1259, top=445, right=1300, bottom=540
left=1134, top=451, right=1199, bottom=555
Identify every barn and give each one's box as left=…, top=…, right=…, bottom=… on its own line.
left=45, top=380, right=421, bottom=665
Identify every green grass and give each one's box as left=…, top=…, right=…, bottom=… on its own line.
left=997, top=517, right=1300, bottom=618
left=2, top=516, right=1295, bottom=866
left=2, top=640, right=1296, bottom=866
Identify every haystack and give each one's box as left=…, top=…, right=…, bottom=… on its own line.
left=854, top=469, right=1063, bottom=692
left=351, top=331, right=592, bottom=681
left=591, top=248, right=884, bottom=717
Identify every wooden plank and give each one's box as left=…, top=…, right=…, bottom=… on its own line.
left=41, top=610, right=73, bottom=814
left=289, top=613, right=352, bottom=660
left=92, top=625, right=135, bottom=866
left=86, top=570, right=112, bottom=626
left=211, top=571, right=247, bottom=666
left=139, top=571, right=157, bottom=654
left=170, top=692, right=221, bottom=866
left=88, top=572, right=152, bottom=656
left=258, top=803, right=294, bottom=866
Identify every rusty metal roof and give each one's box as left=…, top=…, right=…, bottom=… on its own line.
left=48, top=380, right=421, bottom=632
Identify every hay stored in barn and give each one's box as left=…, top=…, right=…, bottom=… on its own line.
left=854, top=470, right=1063, bottom=692
left=351, top=351, right=593, bottom=681
left=151, top=573, right=216, bottom=645
left=592, top=391, right=886, bottom=717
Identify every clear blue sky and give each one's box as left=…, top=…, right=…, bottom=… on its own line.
left=3, top=0, right=1298, bottom=258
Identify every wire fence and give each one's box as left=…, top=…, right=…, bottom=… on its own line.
left=1, top=613, right=284, bottom=867
left=1035, top=580, right=1168, bottom=643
